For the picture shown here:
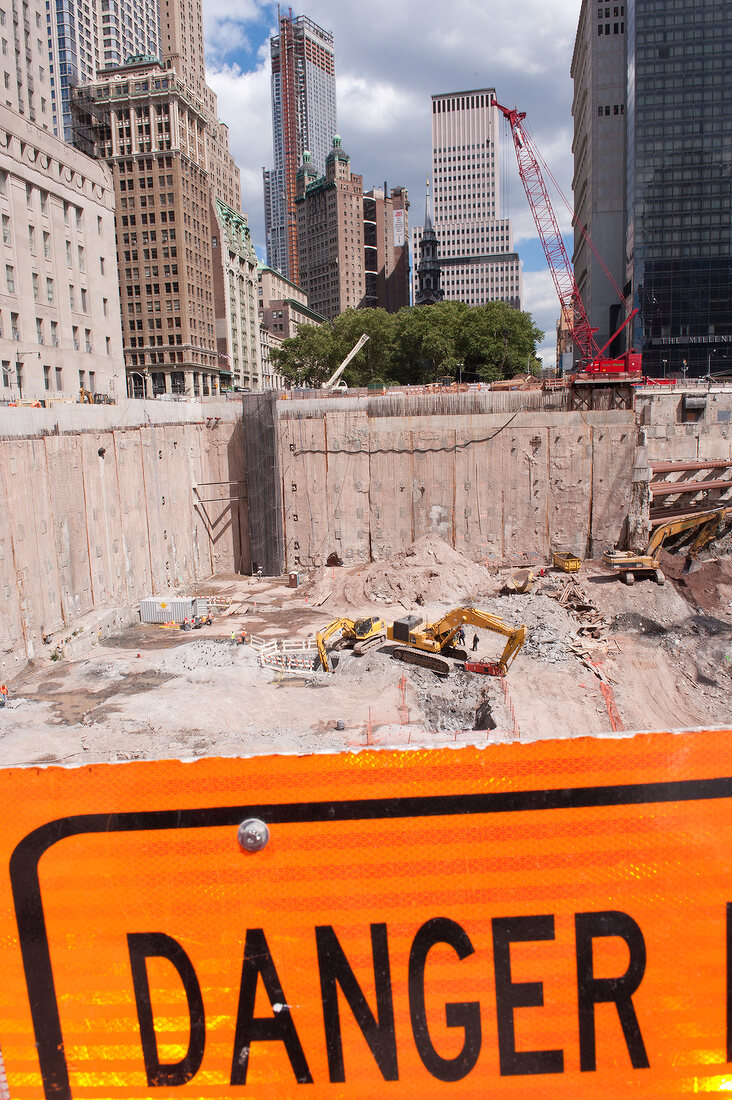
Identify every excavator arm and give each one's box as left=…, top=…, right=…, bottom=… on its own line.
left=424, top=608, right=527, bottom=674
left=646, top=509, right=728, bottom=557
left=315, top=617, right=351, bottom=673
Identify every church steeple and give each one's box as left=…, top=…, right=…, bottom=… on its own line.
left=416, top=179, right=444, bottom=306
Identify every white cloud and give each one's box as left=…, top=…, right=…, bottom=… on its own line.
left=205, top=0, right=582, bottom=325
left=523, top=268, right=561, bottom=368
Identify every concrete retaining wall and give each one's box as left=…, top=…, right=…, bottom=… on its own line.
left=0, top=402, right=249, bottom=671
left=278, top=399, right=638, bottom=569
left=636, top=386, right=732, bottom=463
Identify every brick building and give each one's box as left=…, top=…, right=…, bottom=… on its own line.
left=73, top=56, right=218, bottom=398
left=296, top=138, right=408, bottom=322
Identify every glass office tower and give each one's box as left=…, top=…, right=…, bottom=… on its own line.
left=626, top=0, right=731, bottom=376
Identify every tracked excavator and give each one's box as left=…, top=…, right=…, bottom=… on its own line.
left=602, top=507, right=730, bottom=585
left=316, top=616, right=387, bottom=672
left=386, top=608, right=526, bottom=677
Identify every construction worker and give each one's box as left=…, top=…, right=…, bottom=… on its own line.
left=230, top=630, right=236, bottom=645
left=472, top=634, right=479, bottom=652
left=0, top=684, right=7, bottom=708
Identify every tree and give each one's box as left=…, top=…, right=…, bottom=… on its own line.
left=271, top=301, right=544, bottom=386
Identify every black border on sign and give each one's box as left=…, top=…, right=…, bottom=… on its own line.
left=8, top=775, right=732, bottom=1099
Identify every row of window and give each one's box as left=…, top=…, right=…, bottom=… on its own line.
left=1, top=359, right=96, bottom=392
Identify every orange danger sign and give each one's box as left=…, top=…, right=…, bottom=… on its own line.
left=2, top=729, right=732, bottom=1098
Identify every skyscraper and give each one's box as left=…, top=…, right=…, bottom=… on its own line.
left=263, top=12, right=336, bottom=283
left=412, top=90, right=522, bottom=310
left=571, top=1, right=626, bottom=358
left=47, top=0, right=161, bottom=141
left=572, top=0, right=732, bottom=376
left=626, top=0, right=731, bottom=375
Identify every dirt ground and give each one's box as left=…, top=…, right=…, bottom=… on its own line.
left=1, top=535, right=731, bottom=767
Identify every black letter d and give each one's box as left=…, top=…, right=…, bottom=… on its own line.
left=128, top=932, right=205, bottom=1086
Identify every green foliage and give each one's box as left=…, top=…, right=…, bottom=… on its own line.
left=270, top=301, right=545, bottom=387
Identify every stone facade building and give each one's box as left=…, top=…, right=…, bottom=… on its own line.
left=0, top=102, right=124, bottom=404
left=211, top=197, right=262, bottom=391
left=295, top=138, right=364, bottom=322
left=257, top=263, right=324, bottom=384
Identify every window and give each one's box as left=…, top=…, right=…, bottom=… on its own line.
left=2, top=361, right=9, bottom=387
left=69, top=286, right=75, bottom=310
left=99, top=256, right=105, bottom=275
left=88, top=371, right=95, bottom=392
left=102, top=297, right=108, bottom=316
left=36, top=317, right=43, bottom=343
left=77, top=245, right=84, bottom=271
left=46, top=277, right=53, bottom=303
left=79, top=369, right=85, bottom=390
left=55, top=366, right=62, bottom=391
left=65, top=240, right=72, bottom=266
left=84, top=328, right=92, bottom=352
left=43, top=230, right=50, bottom=257
left=72, top=326, right=79, bottom=350
left=1, top=214, right=9, bottom=243
left=43, top=364, right=50, bottom=390
left=50, top=320, right=58, bottom=346
left=5, top=264, right=14, bottom=292
left=28, top=226, right=35, bottom=253
left=80, top=288, right=87, bottom=311
left=32, top=272, right=39, bottom=299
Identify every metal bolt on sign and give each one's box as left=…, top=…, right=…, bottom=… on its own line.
left=238, top=818, right=270, bottom=852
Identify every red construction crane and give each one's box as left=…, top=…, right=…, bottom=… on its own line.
left=492, top=97, right=640, bottom=375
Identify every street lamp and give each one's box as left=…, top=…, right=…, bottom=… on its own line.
left=4, top=351, right=40, bottom=402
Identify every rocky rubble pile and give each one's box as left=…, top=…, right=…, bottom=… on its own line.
left=306, top=534, right=497, bottom=609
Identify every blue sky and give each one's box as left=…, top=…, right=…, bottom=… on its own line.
left=202, top=0, right=581, bottom=367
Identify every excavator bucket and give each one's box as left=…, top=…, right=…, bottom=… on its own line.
left=683, top=555, right=703, bottom=576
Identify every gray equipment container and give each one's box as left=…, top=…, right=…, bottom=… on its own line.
left=139, top=597, right=209, bottom=624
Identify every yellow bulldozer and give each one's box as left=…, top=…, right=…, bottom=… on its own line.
left=602, top=507, right=730, bottom=585
left=316, top=615, right=387, bottom=673
left=386, top=607, right=526, bottom=677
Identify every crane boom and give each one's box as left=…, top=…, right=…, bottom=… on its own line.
left=492, top=97, right=639, bottom=373
left=492, top=98, right=597, bottom=361
left=321, top=333, right=370, bottom=390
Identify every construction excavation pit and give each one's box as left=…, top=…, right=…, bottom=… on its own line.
left=2, top=532, right=731, bottom=767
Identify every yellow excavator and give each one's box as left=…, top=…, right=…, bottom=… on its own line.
left=316, top=615, right=387, bottom=672
left=386, top=608, right=526, bottom=677
left=603, top=507, right=730, bottom=585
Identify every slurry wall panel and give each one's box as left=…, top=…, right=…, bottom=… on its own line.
left=113, top=429, right=153, bottom=605
left=279, top=416, right=328, bottom=569
left=79, top=432, right=126, bottom=608
left=44, top=435, right=93, bottom=621
left=0, top=449, right=25, bottom=662
left=4, top=439, right=64, bottom=638
left=323, top=410, right=371, bottom=565
left=367, top=425, right=414, bottom=560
